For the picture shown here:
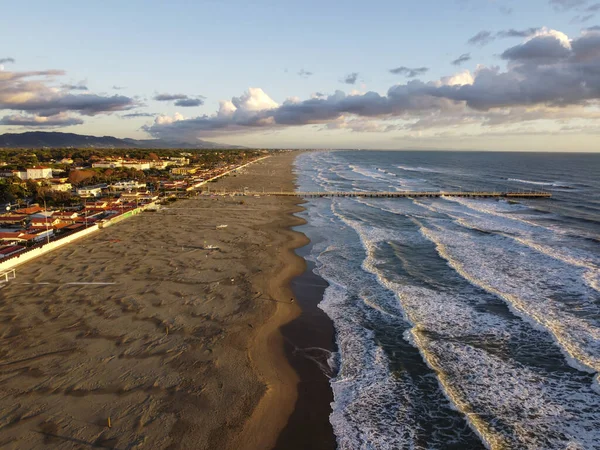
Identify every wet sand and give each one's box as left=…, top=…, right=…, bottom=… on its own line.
left=0, top=152, right=329, bottom=449
left=275, top=254, right=337, bottom=450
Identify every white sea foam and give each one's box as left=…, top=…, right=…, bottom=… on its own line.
left=508, top=178, right=572, bottom=188
left=416, top=220, right=600, bottom=376
left=397, top=164, right=446, bottom=174
left=421, top=198, right=600, bottom=294
left=296, top=154, right=600, bottom=449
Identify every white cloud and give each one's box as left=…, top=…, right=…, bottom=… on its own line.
left=154, top=112, right=185, bottom=125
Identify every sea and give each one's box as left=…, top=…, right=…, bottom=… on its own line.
left=293, top=151, right=600, bottom=450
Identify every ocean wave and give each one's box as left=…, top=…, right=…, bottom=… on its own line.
left=416, top=220, right=600, bottom=377
left=329, top=203, right=600, bottom=448
left=397, top=164, right=445, bottom=174
left=508, top=178, right=573, bottom=189
left=419, top=198, right=600, bottom=294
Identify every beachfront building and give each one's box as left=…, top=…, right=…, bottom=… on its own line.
left=14, top=205, right=44, bottom=216
left=0, top=245, right=26, bottom=259
left=0, top=215, right=28, bottom=228
left=76, top=185, right=104, bottom=198
left=110, top=181, right=147, bottom=191
left=171, top=167, right=197, bottom=175
left=52, top=212, right=79, bottom=224
left=29, top=216, right=61, bottom=229
left=119, top=191, right=159, bottom=202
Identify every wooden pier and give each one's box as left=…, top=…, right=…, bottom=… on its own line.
left=207, top=190, right=552, bottom=199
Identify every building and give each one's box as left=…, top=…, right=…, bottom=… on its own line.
left=171, top=167, right=197, bottom=175
left=52, top=212, right=79, bottom=224
left=119, top=191, right=159, bottom=202
left=14, top=205, right=44, bottom=216
left=92, top=161, right=123, bottom=169
left=0, top=215, right=28, bottom=228
left=110, top=181, right=147, bottom=191
left=29, top=216, right=61, bottom=228
left=76, top=185, right=104, bottom=198
left=168, top=156, right=190, bottom=166
left=149, top=160, right=173, bottom=170
left=122, top=161, right=151, bottom=171
left=15, top=167, right=53, bottom=180
left=49, top=182, right=73, bottom=192
left=0, top=245, right=26, bottom=259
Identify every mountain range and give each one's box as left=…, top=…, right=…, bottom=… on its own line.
left=0, top=132, right=245, bottom=149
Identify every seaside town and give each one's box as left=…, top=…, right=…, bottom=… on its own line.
left=0, top=148, right=267, bottom=265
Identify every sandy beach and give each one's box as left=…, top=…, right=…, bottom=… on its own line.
left=0, top=152, right=323, bottom=449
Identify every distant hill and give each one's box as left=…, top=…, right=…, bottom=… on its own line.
left=0, top=132, right=245, bottom=149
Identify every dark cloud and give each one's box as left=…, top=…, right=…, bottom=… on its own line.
left=174, top=98, right=204, bottom=107
left=61, top=84, right=88, bottom=91
left=501, top=35, right=572, bottom=62
left=452, top=53, right=471, bottom=65
left=146, top=29, right=600, bottom=141
left=298, top=69, right=313, bottom=78
left=389, top=66, right=429, bottom=77
left=587, top=3, right=600, bottom=10
left=154, top=93, right=189, bottom=101
left=468, top=28, right=541, bottom=46
left=154, top=93, right=204, bottom=106
left=0, top=69, right=137, bottom=116
left=0, top=57, right=15, bottom=64
left=112, top=85, right=125, bottom=90
left=121, top=112, right=156, bottom=118
left=343, top=72, right=359, bottom=84
left=499, top=6, right=513, bottom=15
left=585, top=25, right=600, bottom=30
left=0, top=113, right=83, bottom=127
left=468, top=30, right=495, bottom=46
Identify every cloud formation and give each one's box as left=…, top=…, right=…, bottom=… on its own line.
left=153, top=92, right=204, bottom=107
left=468, top=31, right=495, bottom=46
left=174, top=98, right=203, bottom=107
left=121, top=112, right=156, bottom=119
left=0, top=112, right=83, bottom=127
left=389, top=66, right=429, bottom=77
left=154, top=93, right=188, bottom=101
left=0, top=69, right=136, bottom=119
left=0, top=67, right=137, bottom=129
left=0, top=58, right=15, bottom=64
left=61, top=83, right=88, bottom=91
left=451, top=53, right=472, bottom=65
left=468, top=28, right=543, bottom=46
left=343, top=72, right=359, bottom=84
left=145, top=27, right=600, bottom=142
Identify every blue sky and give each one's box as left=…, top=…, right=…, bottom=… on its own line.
left=1, top=0, right=600, bottom=150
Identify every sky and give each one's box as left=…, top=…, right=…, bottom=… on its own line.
left=2, top=0, right=600, bottom=151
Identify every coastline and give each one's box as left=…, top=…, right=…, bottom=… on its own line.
left=0, top=152, right=328, bottom=449
left=275, top=250, right=337, bottom=450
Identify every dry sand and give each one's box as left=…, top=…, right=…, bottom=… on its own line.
left=0, top=152, right=309, bottom=449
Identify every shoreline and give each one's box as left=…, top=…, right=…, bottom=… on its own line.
left=0, top=152, right=322, bottom=449
left=228, top=198, right=309, bottom=450
left=275, top=242, right=337, bottom=450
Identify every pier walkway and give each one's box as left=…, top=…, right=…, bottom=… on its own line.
left=205, top=190, right=552, bottom=199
